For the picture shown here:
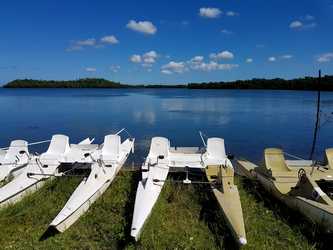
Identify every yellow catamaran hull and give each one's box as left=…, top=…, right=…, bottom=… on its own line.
left=238, top=148, right=333, bottom=233
left=205, top=165, right=247, bottom=245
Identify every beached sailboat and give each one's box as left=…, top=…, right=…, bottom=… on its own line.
left=47, top=133, right=134, bottom=233
left=0, top=140, right=29, bottom=182
left=238, top=148, right=333, bottom=232
left=130, top=136, right=246, bottom=245
left=0, top=134, right=93, bottom=208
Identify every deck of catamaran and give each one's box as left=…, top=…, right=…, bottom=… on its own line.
left=1, top=129, right=333, bottom=246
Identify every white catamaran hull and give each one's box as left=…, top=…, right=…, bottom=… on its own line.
left=0, top=160, right=59, bottom=207
left=49, top=163, right=118, bottom=232
left=130, top=163, right=169, bottom=240
left=49, top=138, right=134, bottom=232
left=0, top=136, right=92, bottom=208
left=0, top=163, right=28, bottom=182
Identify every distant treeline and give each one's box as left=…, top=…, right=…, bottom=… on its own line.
left=188, top=75, right=333, bottom=90
left=3, top=78, right=129, bottom=88
left=3, top=75, right=333, bottom=90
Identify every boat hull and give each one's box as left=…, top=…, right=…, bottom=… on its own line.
left=130, top=163, right=169, bottom=240
left=49, top=139, right=134, bottom=233
left=205, top=165, right=247, bottom=245
left=256, top=173, right=333, bottom=233
left=0, top=160, right=58, bottom=208
left=238, top=160, right=333, bottom=233
left=0, top=163, right=28, bottom=182
left=51, top=178, right=112, bottom=232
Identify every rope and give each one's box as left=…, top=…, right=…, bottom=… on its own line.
left=116, top=128, right=134, bottom=139
left=0, top=140, right=51, bottom=150
left=283, top=152, right=305, bottom=160
left=199, top=131, right=207, bottom=147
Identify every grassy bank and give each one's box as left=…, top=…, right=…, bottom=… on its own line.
left=0, top=171, right=321, bottom=249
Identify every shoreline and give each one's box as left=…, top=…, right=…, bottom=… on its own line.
left=2, top=75, right=333, bottom=90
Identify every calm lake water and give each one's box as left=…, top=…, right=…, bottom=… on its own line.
left=1, top=88, right=333, bottom=165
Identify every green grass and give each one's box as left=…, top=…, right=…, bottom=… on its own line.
left=0, top=172, right=324, bottom=249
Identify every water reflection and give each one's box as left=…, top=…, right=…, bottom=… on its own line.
left=0, top=88, right=332, bottom=165
left=133, top=111, right=156, bottom=125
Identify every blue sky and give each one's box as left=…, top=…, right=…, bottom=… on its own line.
left=0, top=0, right=332, bottom=84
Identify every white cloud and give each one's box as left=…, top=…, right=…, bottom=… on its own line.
left=66, top=45, right=83, bottom=52
left=290, top=20, right=303, bottom=29
left=142, top=63, right=153, bottom=68
left=246, top=58, right=253, bottom=63
left=67, top=38, right=96, bottom=51
left=289, top=19, right=316, bottom=30
left=100, top=35, right=119, bottom=44
left=226, top=11, right=239, bottom=16
left=210, top=50, right=234, bottom=60
left=305, top=15, right=315, bottom=21
left=110, top=65, right=120, bottom=73
left=317, top=52, right=333, bottom=63
left=85, top=67, right=97, bottom=72
left=217, top=64, right=239, bottom=70
left=161, top=69, right=173, bottom=75
left=190, top=61, right=238, bottom=71
left=130, top=51, right=158, bottom=68
left=143, top=50, right=158, bottom=64
left=190, top=56, right=204, bottom=63
left=130, top=54, right=142, bottom=63
left=77, top=38, right=96, bottom=46
left=126, top=20, right=157, bottom=35
left=304, top=22, right=317, bottom=29
left=161, top=61, right=187, bottom=74
left=67, top=36, right=119, bottom=51
left=187, top=54, right=238, bottom=72
left=268, top=57, right=276, bottom=62
left=162, top=52, right=239, bottom=75
left=221, top=29, right=233, bottom=35
left=281, top=54, right=293, bottom=59
left=199, top=7, right=222, bottom=18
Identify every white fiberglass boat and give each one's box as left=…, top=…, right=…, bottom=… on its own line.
left=0, top=134, right=93, bottom=208
left=130, top=136, right=246, bottom=245
left=0, top=140, right=29, bottom=181
left=48, top=133, right=134, bottom=233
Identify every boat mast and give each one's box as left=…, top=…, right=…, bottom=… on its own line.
left=309, top=70, right=322, bottom=160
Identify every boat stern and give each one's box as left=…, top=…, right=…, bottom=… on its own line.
left=239, top=236, right=247, bottom=245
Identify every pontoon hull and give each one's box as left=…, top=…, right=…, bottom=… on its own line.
left=48, top=138, right=134, bottom=233
left=238, top=160, right=333, bottom=233
left=0, top=161, right=58, bottom=208
left=130, top=164, right=169, bottom=240
left=205, top=165, right=247, bottom=245
left=51, top=178, right=112, bottom=232
left=0, top=163, right=28, bottom=182
left=256, top=173, right=333, bottom=233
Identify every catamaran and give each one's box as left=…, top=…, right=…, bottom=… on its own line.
left=130, top=136, right=247, bottom=245
left=47, top=131, right=134, bottom=233
left=0, top=140, right=29, bottom=182
left=0, top=134, right=94, bottom=208
left=238, top=148, right=333, bottom=233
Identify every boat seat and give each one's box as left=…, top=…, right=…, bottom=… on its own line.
left=44, top=135, right=70, bottom=155
left=264, top=148, right=290, bottom=174
left=40, top=135, right=69, bottom=165
left=325, top=148, right=333, bottom=170
left=102, top=134, right=121, bottom=163
left=1, top=140, right=28, bottom=164
left=205, top=138, right=227, bottom=165
left=0, top=150, right=5, bottom=161
left=147, top=137, right=170, bottom=164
